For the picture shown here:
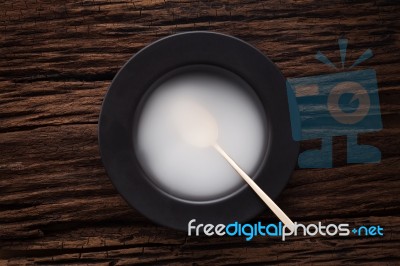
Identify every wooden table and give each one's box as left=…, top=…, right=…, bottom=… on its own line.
left=1, top=0, right=399, bottom=265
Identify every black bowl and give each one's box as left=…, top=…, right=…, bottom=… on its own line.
left=98, top=31, right=298, bottom=231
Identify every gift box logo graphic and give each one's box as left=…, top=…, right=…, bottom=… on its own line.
left=286, top=39, right=382, bottom=168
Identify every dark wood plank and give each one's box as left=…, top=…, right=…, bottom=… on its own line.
left=0, top=0, right=399, bottom=265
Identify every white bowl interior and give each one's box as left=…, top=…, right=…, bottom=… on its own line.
left=135, top=67, right=268, bottom=201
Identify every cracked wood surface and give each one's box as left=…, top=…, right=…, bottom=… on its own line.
left=0, top=0, right=399, bottom=265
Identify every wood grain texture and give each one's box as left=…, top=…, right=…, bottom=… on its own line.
left=0, top=0, right=399, bottom=265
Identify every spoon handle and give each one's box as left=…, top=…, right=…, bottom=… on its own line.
left=213, top=143, right=295, bottom=231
